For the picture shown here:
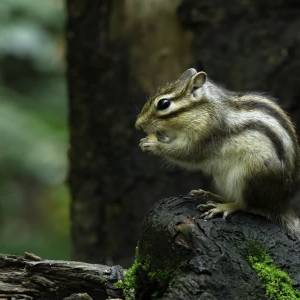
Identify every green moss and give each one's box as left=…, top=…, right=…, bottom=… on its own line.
left=247, top=244, right=300, bottom=300
left=115, top=258, right=142, bottom=300
left=114, top=251, right=173, bottom=299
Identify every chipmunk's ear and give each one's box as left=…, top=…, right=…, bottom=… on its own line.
left=178, top=68, right=197, bottom=81
left=191, top=71, right=207, bottom=89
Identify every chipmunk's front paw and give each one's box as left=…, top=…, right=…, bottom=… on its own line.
left=139, top=135, right=159, bottom=153
left=198, top=202, right=241, bottom=220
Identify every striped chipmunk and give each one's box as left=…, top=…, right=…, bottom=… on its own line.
left=135, top=68, right=300, bottom=236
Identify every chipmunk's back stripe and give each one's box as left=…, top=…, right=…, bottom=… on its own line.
left=227, top=98, right=298, bottom=150
left=232, top=120, right=285, bottom=162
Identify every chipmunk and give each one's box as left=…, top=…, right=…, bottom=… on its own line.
left=135, top=68, right=300, bottom=236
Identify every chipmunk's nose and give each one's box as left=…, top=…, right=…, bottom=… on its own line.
left=135, top=117, right=144, bottom=130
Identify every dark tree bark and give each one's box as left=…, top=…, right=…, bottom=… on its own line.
left=136, top=193, right=300, bottom=299
left=66, top=0, right=300, bottom=265
left=66, top=0, right=203, bottom=265
left=178, top=0, right=300, bottom=127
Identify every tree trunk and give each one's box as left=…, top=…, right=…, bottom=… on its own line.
left=66, top=0, right=300, bottom=265
left=178, top=0, right=300, bottom=126
left=66, top=0, right=203, bottom=265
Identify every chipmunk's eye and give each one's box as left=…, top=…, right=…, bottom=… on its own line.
left=157, top=98, right=171, bottom=110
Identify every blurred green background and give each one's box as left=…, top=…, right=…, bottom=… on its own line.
left=0, top=0, right=69, bottom=259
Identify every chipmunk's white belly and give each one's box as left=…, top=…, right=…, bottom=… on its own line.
left=198, top=156, right=246, bottom=202
left=166, top=154, right=246, bottom=202
left=198, top=130, right=281, bottom=203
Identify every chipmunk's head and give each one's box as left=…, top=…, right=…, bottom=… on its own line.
left=135, top=68, right=215, bottom=152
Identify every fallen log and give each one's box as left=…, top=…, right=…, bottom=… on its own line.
left=0, top=252, right=124, bottom=299
left=0, top=191, right=299, bottom=299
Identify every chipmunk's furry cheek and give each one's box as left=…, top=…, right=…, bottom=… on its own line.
left=156, top=131, right=172, bottom=143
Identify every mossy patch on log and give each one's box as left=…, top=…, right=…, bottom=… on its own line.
left=114, top=257, right=141, bottom=299
left=115, top=248, right=174, bottom=299
left=247, top=243, right=300, bottom=300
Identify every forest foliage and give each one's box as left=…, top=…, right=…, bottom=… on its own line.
left=0, top=0, right=69, bottom=258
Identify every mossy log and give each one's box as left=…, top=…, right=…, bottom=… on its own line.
left=1, top=192, right=300, bottom=299
left=134, top=192, right=300, bottom=299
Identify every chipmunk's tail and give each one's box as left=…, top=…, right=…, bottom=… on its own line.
left=280, top=212, right=300, bottom=239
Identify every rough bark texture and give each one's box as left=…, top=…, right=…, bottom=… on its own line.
left=67, top=0, right=300, bottom=265
left=136, top=193, right=300, bottom=299
left=0, top=253, right=123, bottom=300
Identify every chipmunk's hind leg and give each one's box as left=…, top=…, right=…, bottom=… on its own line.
left=189, top=188, right=243, bottom=219
left=198, top=201, right=243, bottom=220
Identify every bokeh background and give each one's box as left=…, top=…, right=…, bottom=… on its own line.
left=1, top=0, right=300, bottom=266
left=0, top=0, right=69, bottom=258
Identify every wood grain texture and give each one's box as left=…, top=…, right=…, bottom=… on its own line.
left=0, top=253, right=123, bottom=299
